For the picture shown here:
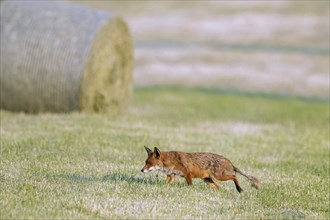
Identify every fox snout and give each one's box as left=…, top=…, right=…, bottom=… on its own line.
left=141, top=166, right=155, bottom=173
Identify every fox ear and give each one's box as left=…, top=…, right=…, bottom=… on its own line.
left=144, top=146, right=152, bottom=155
left=154, top=147, right=161, bottom=158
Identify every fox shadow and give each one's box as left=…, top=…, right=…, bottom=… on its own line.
left=51, top=172, right=166, bottom=186
left=48, top=173, right=224, bottom=190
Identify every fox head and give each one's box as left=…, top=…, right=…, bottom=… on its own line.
left=141, top=146, right=163, bottom=173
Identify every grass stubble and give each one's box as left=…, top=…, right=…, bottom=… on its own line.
left=0, top=87, right=329, bottom=219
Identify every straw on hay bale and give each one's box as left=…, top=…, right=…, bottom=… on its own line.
left=0, top=1, right=133, bottom=113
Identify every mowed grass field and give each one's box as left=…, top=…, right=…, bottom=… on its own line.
left=0, top=87, right=329, bottom=219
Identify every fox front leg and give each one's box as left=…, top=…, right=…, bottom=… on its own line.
left=166, top=175, right=175, bottom=184
left=185, top=173, right=193, bottom=186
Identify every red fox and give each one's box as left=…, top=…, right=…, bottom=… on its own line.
left=141, top=146, right=260, bottom=193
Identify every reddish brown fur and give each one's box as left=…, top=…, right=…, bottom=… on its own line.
left=141, top=146, right=260, bottom=193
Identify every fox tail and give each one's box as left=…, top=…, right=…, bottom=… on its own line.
left=233, top=166, right=260, bottom=189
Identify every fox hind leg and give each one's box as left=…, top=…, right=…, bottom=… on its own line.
left=233, top=177, right=243, bottom=193
left=203, top=177, right=219, bottom=190
left=215, top=175, right=243, bottom=193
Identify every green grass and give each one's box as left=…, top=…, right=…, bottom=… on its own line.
left=1, top=87, right=329, bottom=219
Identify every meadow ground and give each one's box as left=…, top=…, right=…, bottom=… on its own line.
left=1, top=87, right=329, bottom=219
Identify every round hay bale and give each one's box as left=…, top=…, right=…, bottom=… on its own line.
left=0, top=1, right=133, bottom=113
